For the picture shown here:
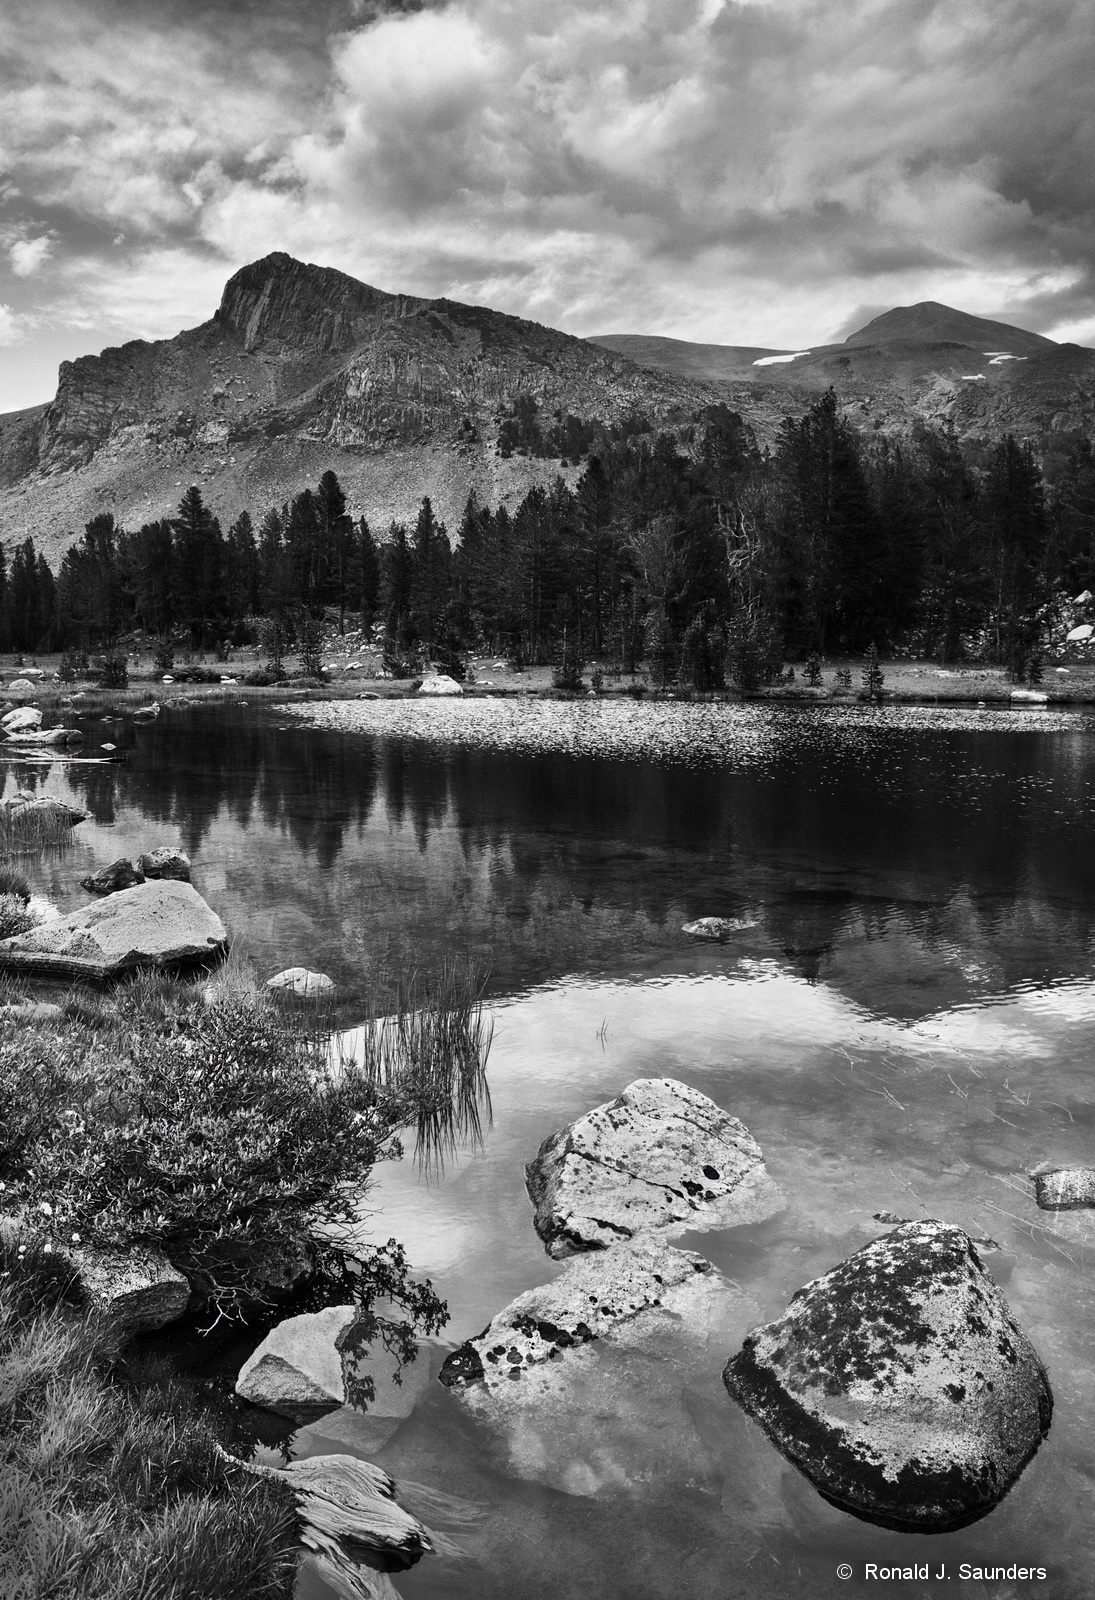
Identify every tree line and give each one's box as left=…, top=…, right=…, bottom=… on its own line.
left=2, top=390, right=1094, bottom=686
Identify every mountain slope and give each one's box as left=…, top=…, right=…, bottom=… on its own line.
left=0, top=253, right=713, bottom=563
left=842, top=301, right=1056, bottom=355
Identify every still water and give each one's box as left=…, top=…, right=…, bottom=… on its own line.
left=12, top=699, right=1095, bottom=1598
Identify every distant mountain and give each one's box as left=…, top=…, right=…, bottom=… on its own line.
left=589, top=300, right=1095, bottom=449
left=3, top=263, right=1094, bottom=564
left=842, top=301, right=1056, bottom=356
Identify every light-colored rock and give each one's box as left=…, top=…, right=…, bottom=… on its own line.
left=2, top=795, right=87, bottom=829
left=72, top=1242, right=192, bottom=1335
left=723, top=1220, right=1053, bottom=1532
left=0, top=1001, right=62, bottom=1022
left=1034, top=1167, right=1095, bottom=1210
left=8, top=678, right=38, bottom=697
left=0, top=878, right=228, bottom=979
left=526, top=1077, right=784, bottom=1259
left=416, top=674, right=463, bottom=696
left=237, top=1304, right=356, bottom=1422
left=1, top=706, right=42, bottom=732
left=133, top=701, right=160, bottom=720
left=439, top=1237, right=758, bottom=1496
left=137, top=846, right=191, bottom=882
left=682, top=916, right=757, bottom=941
left=266, top=966, right=335, bottom=997
left=1010, top=688, right=1049, bottom=703
left=80, top=857, right=145, bottom=895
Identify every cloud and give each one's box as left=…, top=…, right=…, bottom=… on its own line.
left=9, top=235, right=52, bottom=275
left=0, top=303, right=30, bottom=345
left=2, top=0, right=1095, bottom=409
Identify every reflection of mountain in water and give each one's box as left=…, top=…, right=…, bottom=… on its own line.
left=24, top=706, right=1095, bottom=1016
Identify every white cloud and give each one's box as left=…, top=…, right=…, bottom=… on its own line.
left=9, top=235, right=52, bottom=276
left=0, top=303, right=28, bottom=345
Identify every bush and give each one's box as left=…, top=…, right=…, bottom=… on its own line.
left=0, top=866, right=30, bottom=902
left=243, top=669, right=287, bottom=687
left=96, top=652, right=129, bottom=689
left=862, top=643, right=885, bottom=699
left=171, top=666, right=222, bottom=684
left=805, top=652, right=823, bottom=687
left=0, top=893, right=34, bottom=940
left=0, top=975, right=492, bottom=1335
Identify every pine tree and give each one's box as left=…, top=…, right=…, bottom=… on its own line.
left=172, top=486, right=224, bottom=645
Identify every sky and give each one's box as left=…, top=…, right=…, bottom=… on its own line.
left=1, top=0, right=1093, bottom=411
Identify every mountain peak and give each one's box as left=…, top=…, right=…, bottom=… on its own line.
left=216, top=253, right=414, bottom=354
left=843, top=301, right=1056, bottom=356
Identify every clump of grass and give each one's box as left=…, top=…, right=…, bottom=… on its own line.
left=0, top=867, right=30, bottom=902
left=0, top=802, right=79, bottom=857
left=0, top=894, right=35, bottom=941
left=0, top=1236, right=299, bottom=1600
left=335, top=957, right=493, bottom=1173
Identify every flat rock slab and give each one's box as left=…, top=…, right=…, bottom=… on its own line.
left=4, top=728, right=82, bottom=746
left=438, top=1237, right=758, bottom=1496
left=0, top=879, right=227, bottom=979
left=1034, top=1167, right=1095, bottom=1210
left=723, top=1219, right=1052, bottom=1533
left=526, top=1076, right=783, bottom=1258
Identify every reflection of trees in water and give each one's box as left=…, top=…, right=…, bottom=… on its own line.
left=49, top=710, right=1095, bottom=1004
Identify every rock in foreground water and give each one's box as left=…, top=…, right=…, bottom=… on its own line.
left=81, top=857, right=145, bottom=895
left=723, top=1219, right=1052, bottom=1532
left=682, top=916, right=756, bottom=941
left=137, top=846, right=191, bottom=881
left=526, top=1077, right=783, bottom=1258
left=0, top=879, right=227, bottom=978
left=237, top=1305, right=356, bottom=1423
left=266, top=966, right=335, bottom=997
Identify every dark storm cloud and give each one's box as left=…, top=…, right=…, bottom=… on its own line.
left=1, top=0, right=1094, bottom=407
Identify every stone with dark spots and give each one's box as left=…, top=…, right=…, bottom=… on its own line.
left=723, top=1220, right=1052, bottom=1533
left=80, top=857, right=145, bottom=895
left=1034, top=1167, right=1095, bottom=1210
left=525, top=1077, right=783, bottom=1259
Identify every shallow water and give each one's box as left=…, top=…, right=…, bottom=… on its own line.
left=10, top=699, right=1095, bottom=1596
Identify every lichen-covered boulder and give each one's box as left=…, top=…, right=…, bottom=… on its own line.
left=526, top=1077, right=783, bottom=1259
left=723, top=1220, right=1052, bottom=1532
left=81, top=857, right=145, bottom=895
left=1033, top=1167, right=1095, bottom=1210
left=73, top=1242, right=192, bottom=1336
left=438, top=1237, right=758, bottom=1496
left=0, top=879, right=227, bottom=979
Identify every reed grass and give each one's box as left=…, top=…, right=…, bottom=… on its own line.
left=333, top=958, right=493, bottom=1173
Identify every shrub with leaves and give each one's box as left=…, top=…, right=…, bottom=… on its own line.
left=0, top=894, right=34, bottom=940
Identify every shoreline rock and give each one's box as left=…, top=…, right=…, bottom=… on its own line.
left=526, top=1076, right=784, bottom=1258
left=1033, top=1167, right=1095, bottom=1210
left=0, top=879, right=228, bottom=979
left=723, top=1219, right=1053, bottom=1533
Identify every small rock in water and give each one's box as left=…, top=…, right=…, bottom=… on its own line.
left=682, top=916, right=756, bottom=941
left=266, top=967, right=335, bottom=997
left=137, top=846, right=191, bottom=882
left=133, top=701, right=160, bottom=720
left=236, top=1304, right=356, bottom=1423
left=723, top=1219, right=1052, bottom=1532
left=81, top=858, right=145, bottom=895
left=1033, top=1167, right=1095, bottom=1210
left=526, top=1076, right=783, bottom=1258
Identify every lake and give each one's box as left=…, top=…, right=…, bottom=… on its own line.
left=13, top=698, right=1095, bottom=1598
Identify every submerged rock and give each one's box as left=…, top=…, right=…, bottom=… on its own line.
left=0, top=879, right=228, bottom=979
left=526, top=1077, right=783, bottom=1258
left=266, top=966, right=335, bottom=998
left=723, top=1219, right=1052, bottom=1533
left=81, top=857, right=145, bottom=895
left=137, top=846, right=191, bottom=882
left=1033, top=1167, right=1095, bottom=1210
left=682, top=916, right=756, bottom=941
left=438, top=1237, right=758, bottom=1496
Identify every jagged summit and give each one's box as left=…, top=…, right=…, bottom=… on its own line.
left=843, top=301, right=1056, bottom=356
left=215, top=253, right=417, bottom=354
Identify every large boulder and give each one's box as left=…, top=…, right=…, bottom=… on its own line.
left=0, top=879, right=228, bottom=979
left=439, top=1237, right=758, bottom=1496
left=723, top=1220, right=1053, bottom=1532
left=73, top=1242, right=192, bottom=1336
left=80, top=857, right=145, bottom=895
left=137, top=846, right=191, bottom=882
left=526, top=1077, right=783, bottom=1259
left=8, top=678, right=38, bottom=697
left=1, top=706, right=42, bottom=732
